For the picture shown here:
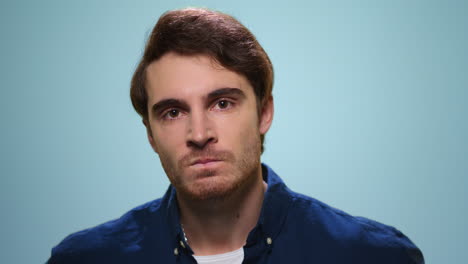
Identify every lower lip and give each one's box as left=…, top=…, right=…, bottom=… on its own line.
left=191, top=160, right=222, bottom=169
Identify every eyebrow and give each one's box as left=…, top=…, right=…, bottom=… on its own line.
left=151, top=98, right=188, bottom=115
left=206, top=87, right=246, bottom=101
left=151, top=87, right=246, bottom=115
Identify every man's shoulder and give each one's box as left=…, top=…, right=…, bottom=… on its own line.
left=48, top=198, right=165, bottom=263
left=287, top=190, right=399, bottom=238
left=283, top=190, right=424, bottom=263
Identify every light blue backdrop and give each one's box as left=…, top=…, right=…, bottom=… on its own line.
left=1, top=0, right=466, bottom=263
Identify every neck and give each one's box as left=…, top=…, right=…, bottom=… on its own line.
left=177, top=166, right=267, bottom=256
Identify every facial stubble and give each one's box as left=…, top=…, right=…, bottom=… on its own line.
left=159, top=133, right=262, bottom=202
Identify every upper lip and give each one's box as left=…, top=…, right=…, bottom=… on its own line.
left=191, top=158, right=221, bottom=165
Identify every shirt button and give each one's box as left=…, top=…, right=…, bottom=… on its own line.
left=266, top=237, right=272, bottom=245
left=174, top=248, right=179, bottom=256
left=180, top=240, right=186, bottom=248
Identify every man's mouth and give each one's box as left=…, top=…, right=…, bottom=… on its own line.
left=179, top=149, right=234, bottom=170
left=190, top=158, right=221, bottom=166
left=190, top=158, right=222, bottom=167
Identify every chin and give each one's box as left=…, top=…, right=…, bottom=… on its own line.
left=167, top=147, right=262, bottom=201
left=180, top=174, right=243, bottom=201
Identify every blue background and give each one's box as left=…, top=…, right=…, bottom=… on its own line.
left=1, top=0, right=466, bottom=263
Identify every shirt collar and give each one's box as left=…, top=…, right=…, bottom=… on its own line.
left=164, top=163, right=293, bottom=248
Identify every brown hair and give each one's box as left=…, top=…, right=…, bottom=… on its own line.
left=130, top=8, right=274, bottom=152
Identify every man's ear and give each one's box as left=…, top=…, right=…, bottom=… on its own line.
left=143, top=119, right=159, bottom=154
left=259, top=96, right=274, bottom=135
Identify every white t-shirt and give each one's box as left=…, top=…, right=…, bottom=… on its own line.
left=193, top=247, right=244, bottom=264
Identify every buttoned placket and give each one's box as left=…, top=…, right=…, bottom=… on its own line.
left=172, top=231, right=197, bottom=263
left=166, top=164, right=289, bottom=263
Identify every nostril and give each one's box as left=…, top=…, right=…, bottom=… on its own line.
left=187, top=136, right=216, bottom=149
left=186, top=114, right=216, bottom=149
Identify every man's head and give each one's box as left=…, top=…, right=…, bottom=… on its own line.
left=130, top=8, right=273, bottom=152
left=130, top=8, right=274, bottom=200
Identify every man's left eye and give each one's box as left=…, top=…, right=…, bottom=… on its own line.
left=215, top=100, right=232, bottom=109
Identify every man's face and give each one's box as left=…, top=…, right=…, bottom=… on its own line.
left=144, top=52, right=273, bottom=201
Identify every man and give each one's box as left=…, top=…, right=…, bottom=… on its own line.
left=48, top=8, right=424, bottom=264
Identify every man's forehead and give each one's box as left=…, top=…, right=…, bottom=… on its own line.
left=145, top=53, right=253, bottom=102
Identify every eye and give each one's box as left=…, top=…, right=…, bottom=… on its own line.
left=163, top=109, right=181, bottom=120
left=214, top=99, right=233, bottom=110
left=218, top=100, right=229, bottom=109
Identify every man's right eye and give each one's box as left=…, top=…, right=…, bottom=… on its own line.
left=163, top=109, right=181, bottom=120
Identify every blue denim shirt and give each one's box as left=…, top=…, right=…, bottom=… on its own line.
left=48, top=164, right=424, bottom=263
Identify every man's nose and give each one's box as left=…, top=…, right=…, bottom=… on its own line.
left=186, top=110, right=217, bottom=149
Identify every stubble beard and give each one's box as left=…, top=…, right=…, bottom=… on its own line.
left=159, top=133, right=262, bottom=202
